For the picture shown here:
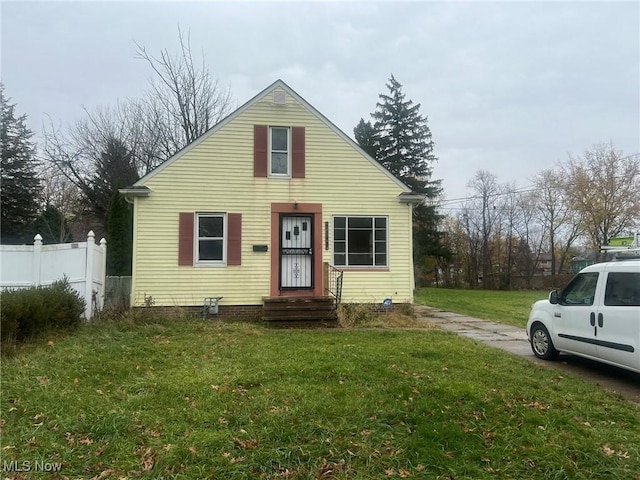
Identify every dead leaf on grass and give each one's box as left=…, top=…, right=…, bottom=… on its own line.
left=603, top=445, right=615, bottom=456
left=233, top=438, right=260, bottom=449
left=139, top=447, right=155, bottom=471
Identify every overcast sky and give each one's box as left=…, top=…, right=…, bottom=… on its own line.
left=2, top=1, right=638, bottom=210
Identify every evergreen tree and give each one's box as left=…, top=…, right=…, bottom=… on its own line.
left=372, top=74, right=438, bottom=195
left=106, top=193, right=133, bottom=276
left=1, top=84, right=41, bottom=243
left=356, top=75, right=449, bottom=284
left=353, top=118, right=378, bottom=159
left=89, top=137, right=138, bottom=276
left=32, top=204, right=73, bottom=244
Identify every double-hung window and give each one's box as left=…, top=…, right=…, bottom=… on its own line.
left=333, top=216, right=388, bottom=267
left=197, top=213, right=225, bottom=264
left=270, top=127, right=290, bottom=176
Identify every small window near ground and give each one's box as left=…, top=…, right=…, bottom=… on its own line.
left=197, top=214, right=225, bottom=263
left=270, top=127, right=290, bottom=176
left=604, top=272, right=640, bottom=306
left=333, top=216, right=387, bottom=267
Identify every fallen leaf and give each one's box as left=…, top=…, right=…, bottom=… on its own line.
left=48, top=340, right=55, bottom=346
left=233, top=438, right=260, bottom=449
left=140, top=447, right=155, bottom=471
left=603, top=445, right=615, bottom=456
left=38, top=376, right=49, bottom=385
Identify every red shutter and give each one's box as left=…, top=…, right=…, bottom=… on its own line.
left=178, top=212, right=194, bottom=266
left=292, top=126, right=305, bottom=178
left=227, top=213, right=242, bottom=266
left=254, top=125, right=268, bottom=177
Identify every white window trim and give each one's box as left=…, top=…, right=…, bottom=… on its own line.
left=269, top=126, right=291, bottom=178
left=195, top=213, right=227, bottom=267
left=332, top=215, right=389, bottom=268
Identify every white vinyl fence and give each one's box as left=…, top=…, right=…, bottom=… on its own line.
left=0, top=231, right=107, bottom=319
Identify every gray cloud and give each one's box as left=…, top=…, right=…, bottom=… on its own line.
left=2, top=1, right=638, bottom=202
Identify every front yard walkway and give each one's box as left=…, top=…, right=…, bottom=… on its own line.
left=414, top=305, right=640, bottom=404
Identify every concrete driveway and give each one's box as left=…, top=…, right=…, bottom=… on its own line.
left=414, top=305, right=640, bottom=404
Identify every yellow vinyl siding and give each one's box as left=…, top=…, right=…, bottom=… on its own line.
left=132, top=87, right=415, bottom=306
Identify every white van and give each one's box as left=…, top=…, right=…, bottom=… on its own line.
left=526, top=259, right=640, bottom=374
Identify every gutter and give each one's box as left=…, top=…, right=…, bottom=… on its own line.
left=119, top=186, right=152, bottom=204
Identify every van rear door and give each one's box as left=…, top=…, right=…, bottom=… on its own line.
left=595, top=270, right=640, bottom=372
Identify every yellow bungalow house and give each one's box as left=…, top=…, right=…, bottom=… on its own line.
left=120, top=80, right=423, bottom=320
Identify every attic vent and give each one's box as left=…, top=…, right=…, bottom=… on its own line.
left=273, top=90, right=286, bottom=105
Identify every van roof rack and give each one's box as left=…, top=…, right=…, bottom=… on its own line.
left=600, top=233, right=640, bottom=260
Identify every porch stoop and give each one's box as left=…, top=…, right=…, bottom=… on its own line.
left=262, top=296, right=337, bottom=322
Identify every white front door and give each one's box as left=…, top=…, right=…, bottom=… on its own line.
left=280, top=215, right=313, bottom=289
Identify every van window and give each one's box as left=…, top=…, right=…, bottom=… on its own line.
left=559, top=272, right=599, bottom=306
left=604, top=272, right=640, bottom=306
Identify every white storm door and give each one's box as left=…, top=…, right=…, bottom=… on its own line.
left=280, top=215, right=313, bottom=289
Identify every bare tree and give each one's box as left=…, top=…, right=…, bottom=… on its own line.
left=532, top=169, right=580, bottom=274
left=562, top=143, right=640, bottom=254
left=135, top=27, right=233, bottom=157
left=465, top=170, right=507, bottom=289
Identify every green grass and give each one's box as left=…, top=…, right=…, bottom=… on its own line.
left=416, top=288, right=549, bottom=327
left=2, top=317, right=639, bottom=479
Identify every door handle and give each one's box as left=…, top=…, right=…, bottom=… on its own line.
left=598, top=313, right=603, bottom=328
left=590, top=312, right=596, bottom=326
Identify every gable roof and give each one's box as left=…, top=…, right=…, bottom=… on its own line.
left=133, top=79, right=415, bottom=194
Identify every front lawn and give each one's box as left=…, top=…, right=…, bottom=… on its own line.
left=415, top=288, right=549, bottom=327
left=2, top=318, right=639, bottom=479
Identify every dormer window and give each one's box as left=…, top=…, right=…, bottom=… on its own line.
left=270, top=127, right=290, bottom=177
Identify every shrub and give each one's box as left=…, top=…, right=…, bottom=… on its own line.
left=1, top=277, right=85, bottom=345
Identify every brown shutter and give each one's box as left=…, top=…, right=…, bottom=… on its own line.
left=178, top=212, right=194, bottom=266
left=254, top=125, right=268, bottom=177
left=292, top=126, right=305, bottom=178
left=227, top=213, right=242, bottom=266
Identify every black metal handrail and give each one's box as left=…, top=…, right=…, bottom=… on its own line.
left=326, top=264, right=343, bottom=304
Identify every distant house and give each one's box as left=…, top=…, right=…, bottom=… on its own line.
left=120, top=80, right=423, bottom=319
left=535, top=252, right=553, bottom=276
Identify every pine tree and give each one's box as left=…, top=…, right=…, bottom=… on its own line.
left=372, top=74, right=438, bottom=195
left=356, top=75, right=449, bottom=284
left=1, top=84, right=41, bottom=243
left=353, top=118, right=378, bottom=159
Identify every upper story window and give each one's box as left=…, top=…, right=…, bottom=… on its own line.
left=270, top=127, right=290, bottom=177
left=197, top=213, right=225, bottom=264
left=333, top=216, right=388, bottom=267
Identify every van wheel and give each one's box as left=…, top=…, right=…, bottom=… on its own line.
left=530, top=324, right=559, bottom=360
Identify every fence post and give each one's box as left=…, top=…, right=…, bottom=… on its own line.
left=33, top=234, right=43, bottom=287
left=99, top=237, right=107, bottom=312
left=84, top=231, right=95, bottom=320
